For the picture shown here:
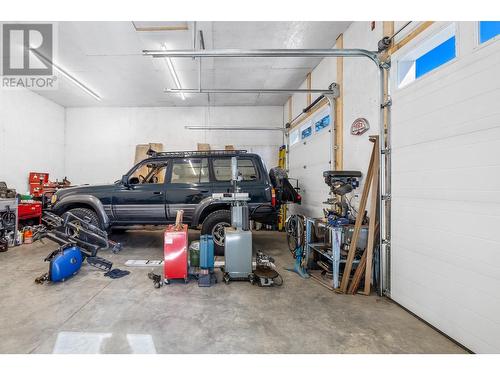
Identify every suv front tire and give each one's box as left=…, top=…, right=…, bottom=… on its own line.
left=201, top=209, right=231, bottom=255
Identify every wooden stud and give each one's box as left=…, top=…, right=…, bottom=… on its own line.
left=288, top=96, right=293, bottom=123
left=306, top=72, right=312, bottom=106
left=348, top=222, right=379, bottom=295
left=348, top=246, right=367, bottom=294
left=389, top=21, right=434, bottom=54
left=363, top=136, right=379, bottom=295
left=339, top=138, right=377, bottom=293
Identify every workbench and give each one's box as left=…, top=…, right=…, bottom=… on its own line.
left=304, top=217, right=366, bottom=291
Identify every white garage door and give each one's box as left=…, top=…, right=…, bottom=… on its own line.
left=288, top=107, right=332, bottom=218
left=390, top=22, right=500, bottom=353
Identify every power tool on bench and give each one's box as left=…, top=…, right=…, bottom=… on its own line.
left=322, top=170, right=362, bottom=227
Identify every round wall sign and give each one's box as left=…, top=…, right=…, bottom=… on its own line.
left=351, top=118, right=370, bottom=136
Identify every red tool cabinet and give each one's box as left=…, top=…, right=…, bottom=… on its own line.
left=163, top=223, right=189, bottom=283
left=18, top=201, right=43, bottom=224
left=28, top=172, right=49, bottom=197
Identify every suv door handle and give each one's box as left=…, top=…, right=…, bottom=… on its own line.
left=200, top=190, right=210, bottom=193
left=153, top=191, right=163, bottom=195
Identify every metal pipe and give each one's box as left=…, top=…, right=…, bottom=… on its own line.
left=378, top=62, right=392, bottom=297
left=166, top=88, right=337, bottom=94
left=143, top=48, right=380, bottom=65
left=383, top=64, right=392, bottom=297
left=324, top=94, right=336, bottom=171
left=185, top=125, right=284, bottom=132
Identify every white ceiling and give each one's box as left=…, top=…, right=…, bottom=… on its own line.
left=35, top=21, right=351, bottom=107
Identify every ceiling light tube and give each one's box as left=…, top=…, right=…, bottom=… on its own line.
left=162, top=44, right=185, bottom=100
left=31, top=49, right=101, bottom=101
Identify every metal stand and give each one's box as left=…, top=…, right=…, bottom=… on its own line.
left=305, top=218, right=363, bottom=291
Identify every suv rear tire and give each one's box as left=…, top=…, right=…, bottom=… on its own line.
left=201, top=209, right=231, bottom=255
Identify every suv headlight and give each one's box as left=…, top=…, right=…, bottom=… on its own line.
left=51, top=194, right=58, bottom=205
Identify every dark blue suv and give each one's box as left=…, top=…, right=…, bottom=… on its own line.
left=50, top=150, right=297, bottom=254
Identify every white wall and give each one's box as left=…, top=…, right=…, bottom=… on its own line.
left=286, top=21, right=383, bottom=217
left=0, top=89, right=65, bottom=193
left=390, top=21, right=500, bottom=353
left=65, top=106, right=283, bottom=185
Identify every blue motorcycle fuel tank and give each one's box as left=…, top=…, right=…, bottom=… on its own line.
left=48, top=246, right=84, bottom=282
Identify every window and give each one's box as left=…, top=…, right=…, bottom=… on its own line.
left=300, top=122, right=312, bottom=140
left=398, top=23, right=456, bottom=88
left=314, top=114, right=331, bottom=132
left=129, top=161, right=168, bottom=184
left=289, top=129, right=300, bottom=146
left=212, top=158, right=258, bottom=181
left=479, top=21, right=500, bottom=44
left=171, top=158, right=209, bottom=184
left=415, top=36, right=456, bottom=78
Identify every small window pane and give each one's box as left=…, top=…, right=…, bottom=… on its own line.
left=171, top=158, right=208, bottom=184
left=415, top=36, right=456, bottom=78
left=397, top=24, right=456, bottom=88
left=301, top=126, right=312, bottom=139
left=315, top=114, right=331, bottom=132
left=289, top=129, right=299, bottom=146
left=480, top=21, right=500, bottom=44
left=213, top=158, right=258, bottom=181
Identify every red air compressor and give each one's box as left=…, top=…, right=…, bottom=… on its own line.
left=163, top=210, right=189, bottom=284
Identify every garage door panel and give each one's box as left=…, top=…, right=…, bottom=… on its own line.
left=393, top=215, right=500, bottom=272
left=288, top=129, right=331, bottom=217
left=393, top=128, right=500, bottom=172
left=392, top=187, right=499, bottom=203
left=396, top=81, right=500, bottom=131
left=393, top=106, right=500, bottom=149
left=392, top=199, right=500, bottom=241
left=394, top=46, right=500, bottom=108
left=391, top=32, right=500, bottom=352
left=392, top=243, right=500, bottom=327
left=392, top=166, right=500, bottom=197
left=392, top=225, right=500, bottom=286
left=391, top=269, right=500, bottom=353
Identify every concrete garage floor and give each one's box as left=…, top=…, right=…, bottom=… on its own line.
left=0, top=230, right=466, bottom=354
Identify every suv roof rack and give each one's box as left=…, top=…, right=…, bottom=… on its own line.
left=147, top=149, right=248, bottom=158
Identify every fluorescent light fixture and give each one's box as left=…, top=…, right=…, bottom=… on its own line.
left=53, top=64, right=102, bottom=101
left=161, top=44, right=185, bottom=100
left=31, top=49, right=101, bottom=101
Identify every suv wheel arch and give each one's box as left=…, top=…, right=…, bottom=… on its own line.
left=53, top=194, right=110, bottom=229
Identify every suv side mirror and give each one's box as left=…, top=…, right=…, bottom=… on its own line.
left=121, top=175, right=130, bottom=187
